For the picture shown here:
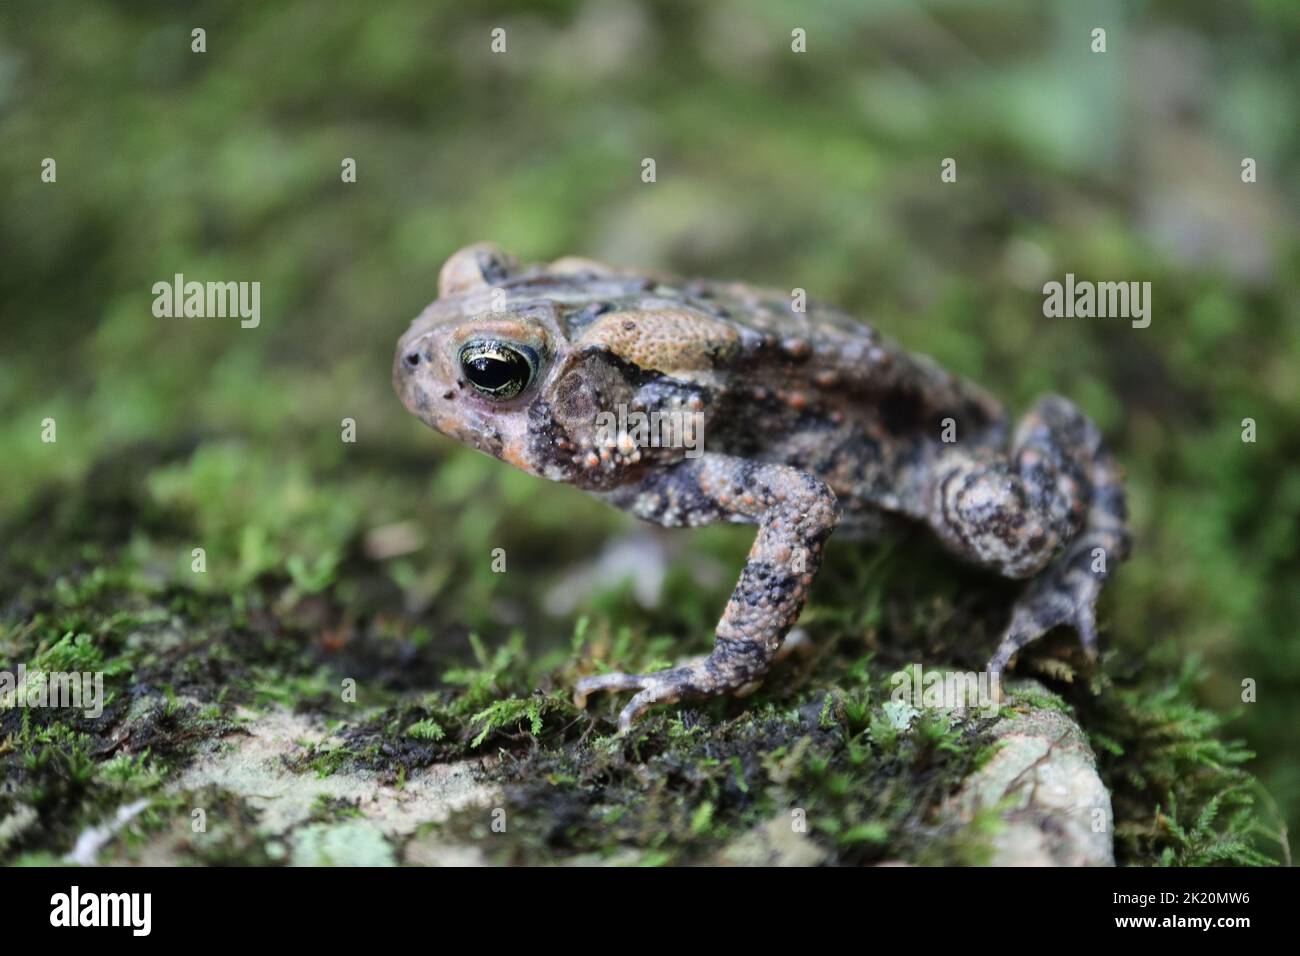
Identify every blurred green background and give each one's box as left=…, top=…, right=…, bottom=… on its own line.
left=2, top=0, right=1297, bottom=855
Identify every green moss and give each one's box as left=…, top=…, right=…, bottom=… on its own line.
left=405, top=718, right=445, bottom=741
left=469, top=696, right=566, bottom=748
left=300, top=744, right=356, bottom=780
left=1079, top=656, right=1284, bottom=866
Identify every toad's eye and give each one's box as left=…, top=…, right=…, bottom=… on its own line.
left=458, top=340, right=538, bottom=400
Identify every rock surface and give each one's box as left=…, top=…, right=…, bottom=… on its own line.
left=52, top=678, right=1112, bottom=867
left=944, top=678, right=1114, bottom=866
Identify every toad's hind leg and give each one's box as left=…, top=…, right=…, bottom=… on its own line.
left=927, top=395, right=1130, bottom=672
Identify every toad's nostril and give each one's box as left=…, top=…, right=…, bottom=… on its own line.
left=404, top=351, right=421, bottom=368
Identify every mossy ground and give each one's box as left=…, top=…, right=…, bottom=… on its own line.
left=0, top=445, right=1284, bottom=865
left=1, top=1, right=1296, bottom=865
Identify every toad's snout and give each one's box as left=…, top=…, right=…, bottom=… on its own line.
left=392, top=330, right=435, bottom=412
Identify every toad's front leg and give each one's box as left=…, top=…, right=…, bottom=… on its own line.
left=575, top=454, right=840, bottom=733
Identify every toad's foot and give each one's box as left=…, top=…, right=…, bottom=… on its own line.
left=574, top=652, right=756, bottom=735
left=575, top=630, right=812, bottom=733
left=982, top=470, right=1128, bottom=671
left=987, top=530, right=1102, bottom=671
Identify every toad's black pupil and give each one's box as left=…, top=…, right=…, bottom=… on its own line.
left=465, top=355, right=517, bottom=390
left=460, top=344, right=531, bottom=398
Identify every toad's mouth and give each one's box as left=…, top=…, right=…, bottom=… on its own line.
left=465, top=428, right=505, bottom=459
left=448, top=423, right=544, bottom=478
left=433, top=414, right=529, bottom=470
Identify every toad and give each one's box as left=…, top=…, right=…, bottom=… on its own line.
left=395, top=243, right=1130, bottom=732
